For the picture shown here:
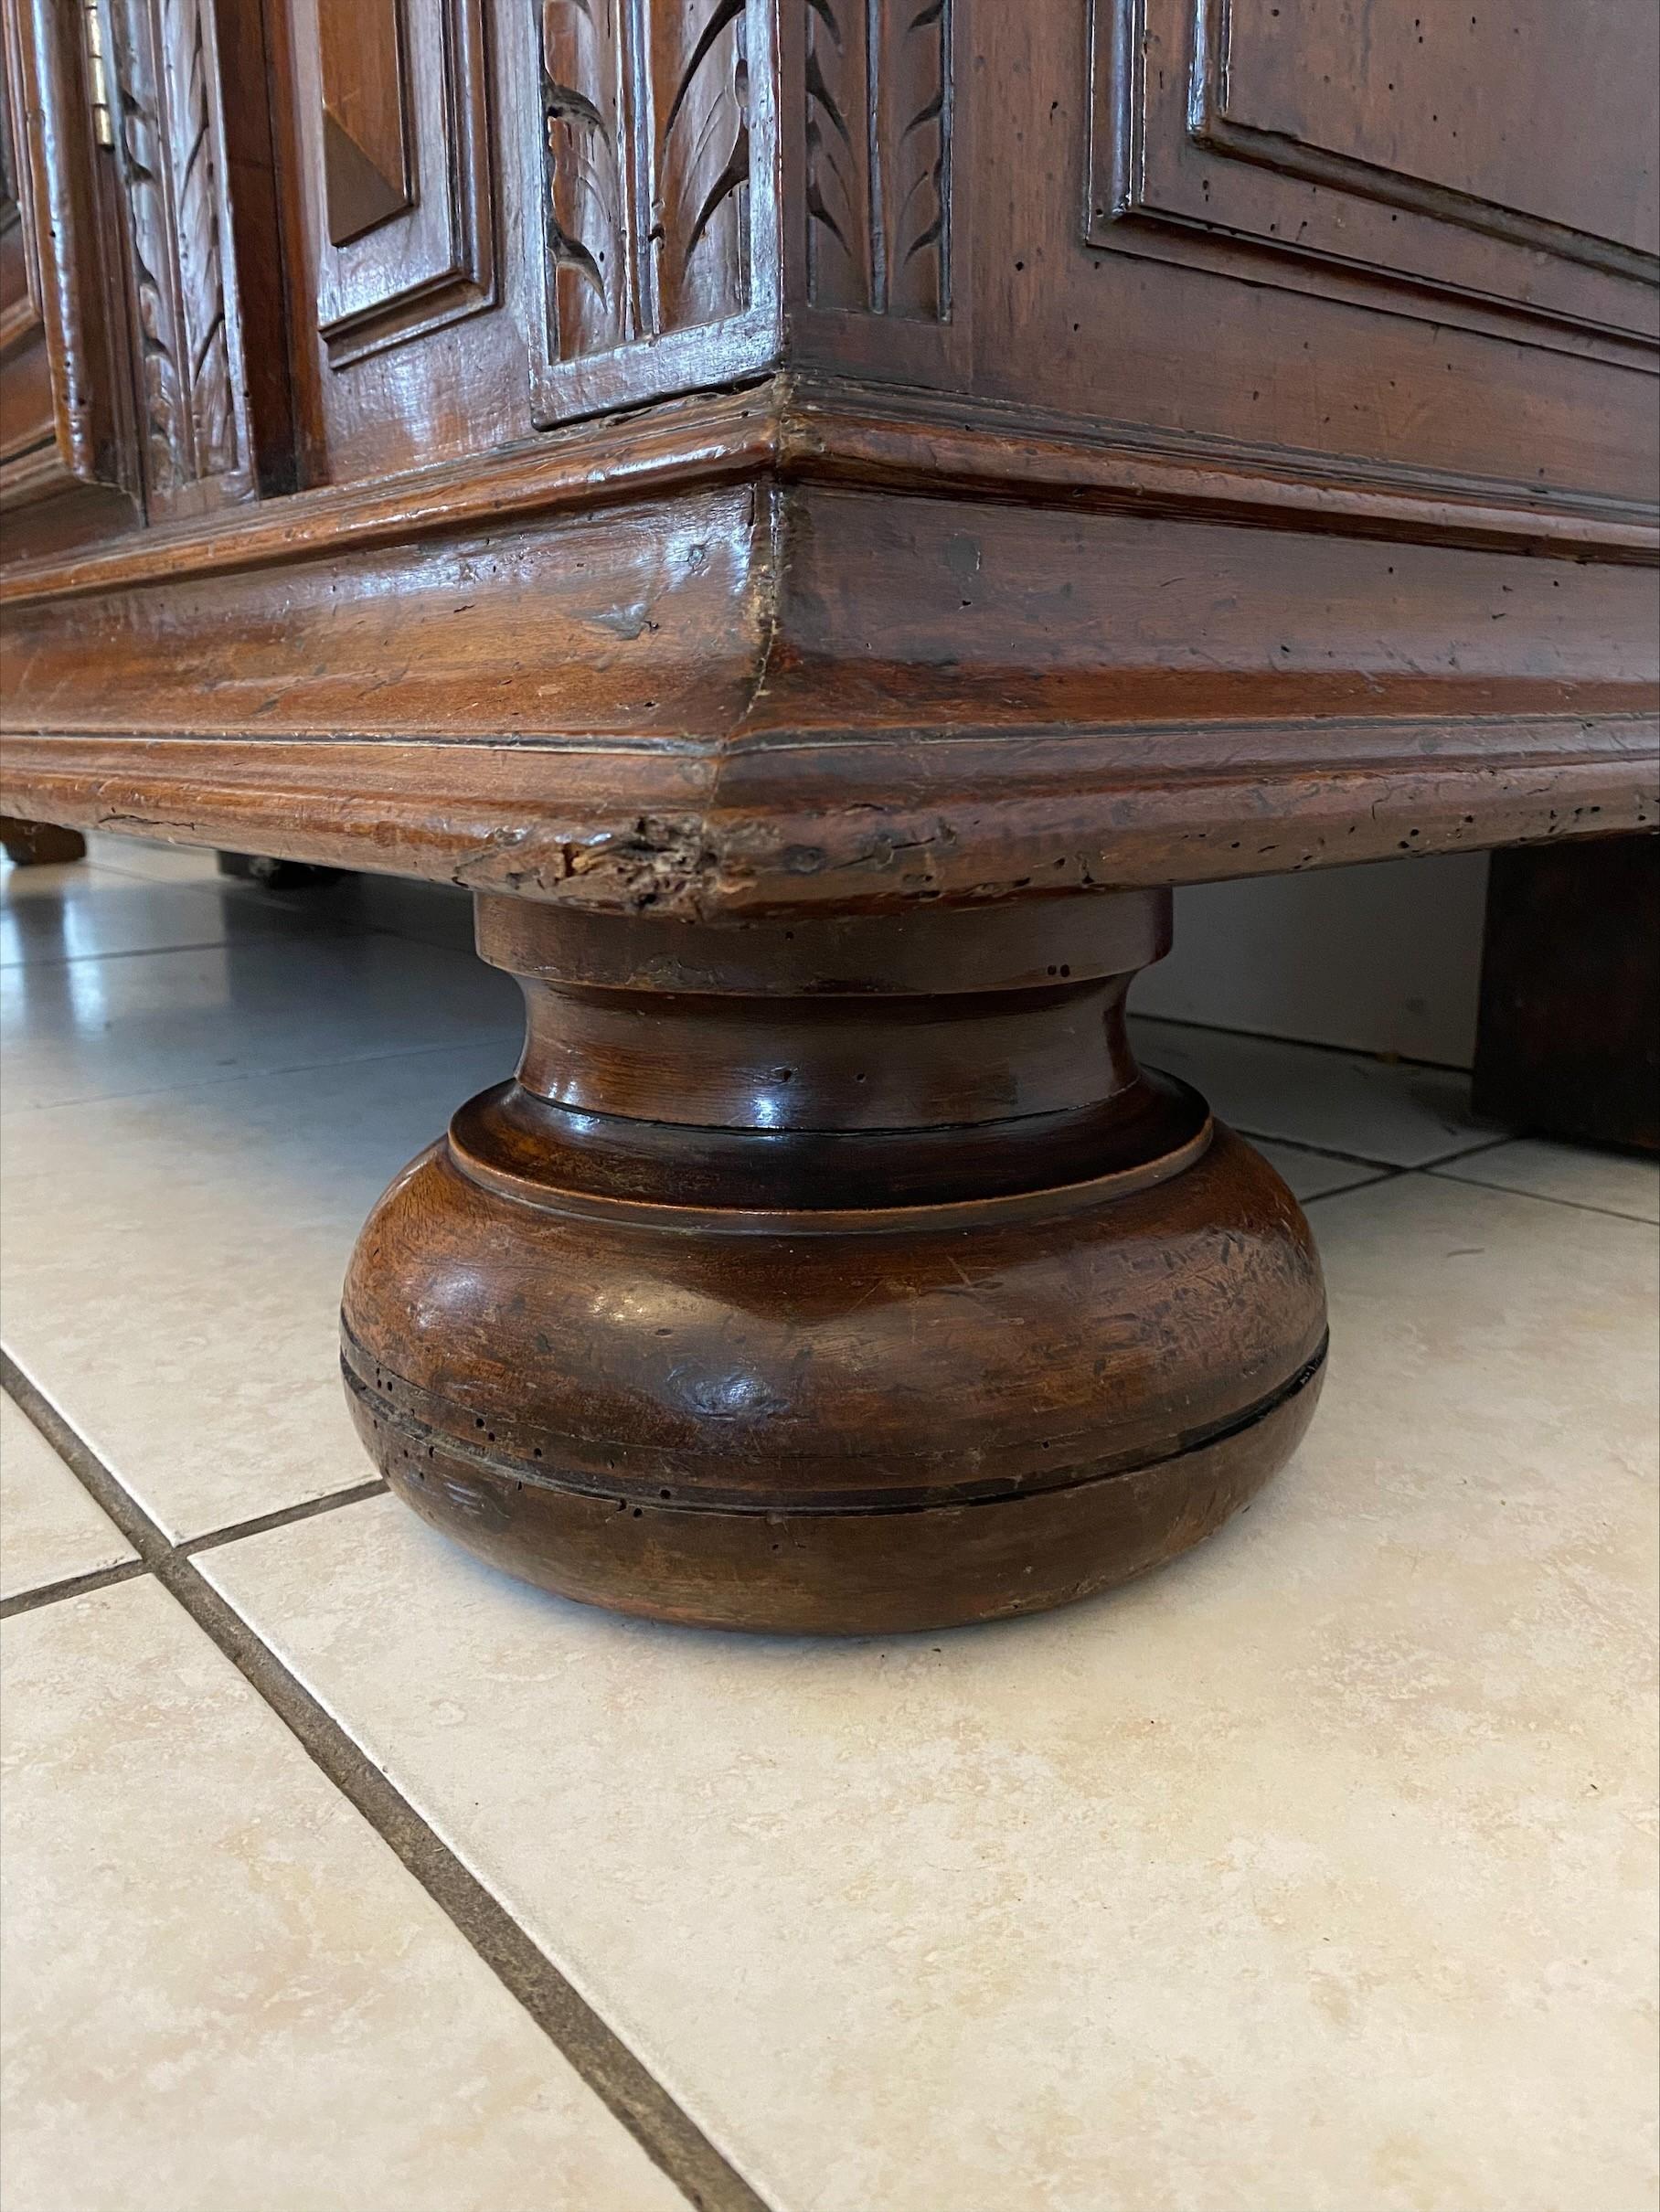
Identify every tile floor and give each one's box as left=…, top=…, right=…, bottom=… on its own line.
left=3, top=837, right=1656, bottom=2212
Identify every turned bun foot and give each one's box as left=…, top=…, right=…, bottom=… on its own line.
left=342, top=893, right=1327, bottom=1633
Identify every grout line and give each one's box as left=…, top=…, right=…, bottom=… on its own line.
left=0, top=1556, right=149, bottom=1620
left=1294, top=1166, right=1399, bottom=1205
left=1229, top=1126, right=1413, bottom=1168
left=1128, top=1010, right=1476, bottom=1078
left=1, top=933, right=221, bottom=969
left=182, top=1480, right=390, bottom=1557
left=0, top=1357, right=772, bottom=2212
left=1424, top=1167, right=1660, bottom=1227
left=1229, top=1124, right=1480, bottom=1171
left=0, top=934, right=338, bottom=973
left=1408, top=1132, right=1516, bottom=1171
left=1226, top=1127, right=1516, bottom=1174
left=1300, top=1164, right=1410, bottom=1209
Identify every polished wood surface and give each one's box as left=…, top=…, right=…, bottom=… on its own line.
left=0, top=0, right=1654, bottom=1626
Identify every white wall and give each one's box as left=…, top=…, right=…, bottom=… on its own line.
left=1133, top=852, right=1491, bottom=1069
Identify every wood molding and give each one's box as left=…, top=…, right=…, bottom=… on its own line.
left=2, top=717, right=1654, bottom=920
left=3, top=468, right=1655, bottom=912
left=1, top=373, right=1655, bottom=610
left=0, top=386, right=781, bottom=599
left=776, top=380, right=1660, bottom=563
left=2, top=0, right=142, bottom=514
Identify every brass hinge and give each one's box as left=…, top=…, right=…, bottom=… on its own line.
left=82, top=0, right=114, bottom=149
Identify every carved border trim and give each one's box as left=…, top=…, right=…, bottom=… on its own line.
left=105, top=0, right=251, bottom=511
left=5, top=379, right=1655, bottom=612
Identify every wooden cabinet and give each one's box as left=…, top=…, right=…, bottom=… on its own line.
left=1, top=1, right=1655, bottom=1632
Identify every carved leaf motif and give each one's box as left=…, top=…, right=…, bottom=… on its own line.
left=110, top=0, right=186, bottom=490
left=803, top=0, right=950, bottom=319
left=804, top=0, right=870, bottom=310
left=882, top=0, right=949, bottom=317
left=541, top=0, right=630, bottom=356
left=108, top=0, right=239, bottom=497
left=651, top=0, right=750, bottom=328
left=165, top=0, right=235, bottom=471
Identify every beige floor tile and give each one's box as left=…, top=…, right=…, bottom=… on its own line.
left=0, top=1575, right=686, bottom=2212
left=203, top=1173, right=1659, bottom=2212
left=0, top=1044, right=513, bottom=1541
left=1256, top=1138, right=1389, bottom=1203
left=0, top=1393, right=134, bottom=1602
left=1434, top=1136, right=1660, bottom=1225
left=0, top=931, right=521, bottom=1113
left=1, top=857, right=333, bottom=970
left=1132, top=1015, right=1502, bottom=1166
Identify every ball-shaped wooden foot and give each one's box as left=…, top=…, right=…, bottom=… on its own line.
left=341, top=894, right=1327, bottom=1633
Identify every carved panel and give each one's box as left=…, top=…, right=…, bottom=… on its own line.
left=805, top=0, right=951, bottom=318
left=1091, top=0, right=1659, bottom=356
left=1209, top=0, right=1657, bottom=264
left=533, top=0, right=781, bottom=424
left=305, top=0, right=494, bottom=366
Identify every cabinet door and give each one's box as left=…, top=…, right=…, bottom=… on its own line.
left=0, top=0, right=278, bottom=553
left=0, top=0, right=140, bottom=532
